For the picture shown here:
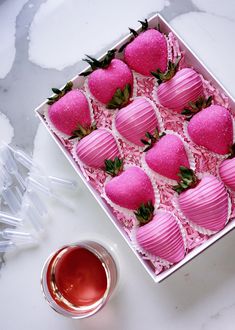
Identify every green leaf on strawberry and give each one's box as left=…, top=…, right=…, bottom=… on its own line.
left=105, top=157, right=123, bottom=177
left=47, top=81, right=73, bottom=105
left=106, top=84, right=131, bottom=109
left=68, top=122, right=97, bottom=140
left=80, top=49, right=117, bottom=76
left=134, top=201, right=155, bottom=225
left=151, top=56, right=181, bottom=84
left=141, top=128, right=166, bottom=152
left=182, top=96, right=213, bottom=118
left=173, top=166, right=198, bottom=193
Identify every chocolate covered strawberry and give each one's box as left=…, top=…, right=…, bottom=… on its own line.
left=105, top=166, right=155, bottom=222
left=124, top=28, right=167, bottom=76
left=174, top=167, right=229, bottom=232
left=136, top=210, right=185, bottom=263
left=157, top=68, right=204, bottom=113
left=187, top=105, right=233, bottom=154
left=80, top=50, right=133, bottom=109
left=145, top=133, right=190, bottom=181
left=219, top=145, right=235, bottom=190
left=47, top=82, right=92, bottom=137
left=115, top=97, right=160, bottom=146
left=75, top=129, right=120, bottom=169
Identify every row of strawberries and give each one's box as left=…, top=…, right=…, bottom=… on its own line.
left=44, top=21, right=234, bottom=265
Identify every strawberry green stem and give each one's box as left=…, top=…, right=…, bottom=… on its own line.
left=141, top=128, right=165, bottom=152
left=47, top=81, right=73, bottom=105
left=68, top=122, right=97, bottom=140
left=106, top=84, right=131, bottom=109
left=181, top=96, right=213, bottom=118
left=118, top=19, right=160, bottom=53
left=173, top=166, right=199, bottom=194
left=104, top=157, right=123, bottom=177
left=151, top=57, right=181, bottom=84
left=80, top=49, right=117, bottom=76
left=134, top=201, right=155, bottom=225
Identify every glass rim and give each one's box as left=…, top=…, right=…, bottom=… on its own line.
left=40, top=240, right=116, bottom=319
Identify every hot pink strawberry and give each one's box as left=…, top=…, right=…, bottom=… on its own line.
left=187, top=105, right=233, bottom=154
left=47, top=83, right=92, bottom=136
left=157, top=68, right=203, bottom=113
left=105, top=166, right=155, bottom=212
left=175, top=167, right=229, bottom=232
left=219, top=157, right=235, bottom=191
left=81, top=50, right=133, bottom=109
left=124, top=29, right=167, bottom=76
left=115, top=97, right=159, bottom=146
left=76, top=129, right=120, bottom=169
left=145, top=134, right=190, bottom=181
left=136, top=211, right=185, bottom=263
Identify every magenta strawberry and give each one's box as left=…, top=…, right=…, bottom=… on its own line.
left=174, top=167, right=229, bottom=232
left=80, top=50, right=133, bottom=109
left=75, top=129, right=120, bottom=169
left=157, top=68, right=204, bottom=113
left=124, top=28, right=167, bottom=76
left=105, top=166, right=155, bottom=222
left=187, top=105, right=233, bottom=155
left=145, top=133, right=190, bottom=181
left=136, top=210, right=185, bottom=263
left=219, top=144, right=235, bottom=191
left=115, top=97, right=160, bottom=146
left=47, top=82, right=92, bottom=137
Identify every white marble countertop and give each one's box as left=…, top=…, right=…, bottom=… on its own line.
left=0, top=0, right=235, bottom=329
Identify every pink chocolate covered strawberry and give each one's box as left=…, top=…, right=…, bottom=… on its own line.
left=187, top=105, right=233, bottom=155
left=157, top=68, right=204, bottom=113
left=105, top=166, right=155, bottom=222
left=124, top=27, right=167, bottom=76
left=174, top=167, right=229, bottom=232
left=115, top=97, right=160, bottom=146
left=219, top=145, right=235, bottom=191
left=47, top=82, right=92, bottom=137
left=81, top=50, right=133, bottom=109
left=145, top=133, right=190, bottom=181
left=136, top=210, right=185, bottom=263
left=75, top=129, right=120, bottom=169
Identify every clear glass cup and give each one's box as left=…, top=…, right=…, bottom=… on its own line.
left=41, top=241, right=118, bottom=319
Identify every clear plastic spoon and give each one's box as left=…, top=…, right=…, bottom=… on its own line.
left=0, top=211, right=23, bottom=227
left=0, top=147, right=25, bottom=190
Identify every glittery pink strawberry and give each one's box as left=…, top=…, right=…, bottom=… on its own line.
left=174, top=167, right=229, bottom=232
left=75, top=129, right=120, bottom=169
left=187, top=105, right=233, bottom=155
left=47, top=82, right=92, bottom=137
left=124, top=28, right=167, bottom=76
left=157, top=68, right=204, bottom=113
left=136, top=210, right=185, bottom=263
left=105, top=167, right=155, bottom=222
left=145, top=134, right=190, bottom=181
left=115, top=97, right=160, bottom=146
left=81, top=50, right=133, bottom=109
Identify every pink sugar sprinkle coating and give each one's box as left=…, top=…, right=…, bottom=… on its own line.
left=48, top=90, right=92, bottom=136
left=145, top=134, right=190, bottom=181
left=44, top=29, right=235, bottom=276
left=88, top=59, right=133, bottom=104
left=124, top=29, right=168, bottom=76
left=187, top=105, right=233, bottom=155
left=105, top=166, right=155, bottom=210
